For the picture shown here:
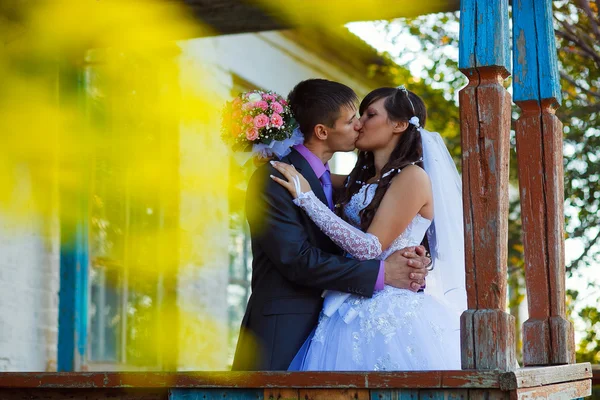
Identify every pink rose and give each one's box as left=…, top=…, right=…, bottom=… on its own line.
left=254, top=114, right=269, bottom=128
left=270, top=113, right=284, bottom=128
left=242, top=102, right=253, bottom=111
left=255, top=100, right=269, bottom=110
left=280, top=99, right=288, bottom=106
left=271, top=101, right=283, bottom=113
left=262, top=94, right=275, bottom=101
left=242, top=115, right=253, bottom=125
left=246, top=128, right=259, bottom=141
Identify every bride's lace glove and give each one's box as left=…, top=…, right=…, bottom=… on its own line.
left=269, top=161, right=311, bottom=199
left=270, top=161, right=383, bottom=260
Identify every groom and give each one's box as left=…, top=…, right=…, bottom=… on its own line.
left=232, top=79, right=430, bottom=371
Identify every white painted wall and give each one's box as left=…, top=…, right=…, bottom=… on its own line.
left=0, top=167, right=59, bottom=372
left=176, top=39, right=232, bottom=370
left=184, top=31, right=369, bottom=175
left=0, top=30, right=372, bottom=371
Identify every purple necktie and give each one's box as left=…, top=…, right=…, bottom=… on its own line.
left=320, top=170, right=334, bottom=210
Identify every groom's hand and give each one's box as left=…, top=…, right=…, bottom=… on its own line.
left=383, top=246, right=430, bottom=292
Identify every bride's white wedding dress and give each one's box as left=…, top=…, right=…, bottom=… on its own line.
left=288, top=182, right=462, bottom=371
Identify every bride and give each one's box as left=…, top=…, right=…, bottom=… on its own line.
left=270, top=86, right=467, bottom=371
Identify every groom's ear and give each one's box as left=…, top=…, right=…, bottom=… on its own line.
left=313, top=124, right=328, bottom=141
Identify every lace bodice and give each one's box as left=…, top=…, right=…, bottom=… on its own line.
left=344, top=183, right=431, bottom=260
left=293, top=179, right=434, bottom=324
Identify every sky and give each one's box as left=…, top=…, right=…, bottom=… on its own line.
left=344, top=20, right=599, bottom=343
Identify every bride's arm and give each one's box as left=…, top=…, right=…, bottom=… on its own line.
left=289, top=190, right=382, bottom=260
left=366, top=166, right=432, bottom=250
left=270, top=162, right=431, bottom=259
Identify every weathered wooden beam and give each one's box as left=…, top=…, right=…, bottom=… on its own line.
left=458, top=0, right=516, bottom=371
left=178, top=0, right=460, bottom=37
left=0, top=386, right=591, bottom=400
left=509, top=380, right=591, bottom=400
left=4, top=369, right=588, bottom=391
left=512, top=0, right=575, bottom=367
left=0, top=389, right=170, bottom=400
left=0, top=371, right=501, bottom=389
left=498, top=363, right=593, bottom=390
left=0, top=370, right=592, bottom=400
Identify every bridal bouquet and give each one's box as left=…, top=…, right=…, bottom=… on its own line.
left=221, top=90, right=301, bottom=163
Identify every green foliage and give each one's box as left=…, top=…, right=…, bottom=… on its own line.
left=554, top=0, right=600, bottom=274
left=373, top=2, right=599, bottom=363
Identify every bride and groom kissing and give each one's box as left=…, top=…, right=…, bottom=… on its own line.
left=231, top=78, right=467, bottom=372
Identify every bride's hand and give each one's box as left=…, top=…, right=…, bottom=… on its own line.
left=269, top=161, right=311, bottom=199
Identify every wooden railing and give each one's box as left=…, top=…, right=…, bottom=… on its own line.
left=0, top=364, right=593, bottom=400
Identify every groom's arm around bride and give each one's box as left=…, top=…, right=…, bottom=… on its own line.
left=231, top=154, right=429, bottom=371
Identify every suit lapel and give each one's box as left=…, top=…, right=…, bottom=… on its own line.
left=286, top=149, right=329, bottom=208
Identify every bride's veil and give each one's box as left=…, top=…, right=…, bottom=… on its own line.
left=420, top=128, right=468, bottom=317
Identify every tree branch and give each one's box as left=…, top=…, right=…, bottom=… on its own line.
left=560, top=71, right=600, bottom=100
left=555, top=20, right=600, bottom=67
left=567, top=229, right=600, bottom=273
left=560, top=46, right=594, bottom=60
left=575, top=0, right=600, bottom=39
left=562, top=104, right=600, bottom=119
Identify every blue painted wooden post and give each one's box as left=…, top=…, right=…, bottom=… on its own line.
left=57, top=59, right=90, bottom=372
left=458, top=0, right=516, bottom=371
left=512, top=0, right=575, bottom=366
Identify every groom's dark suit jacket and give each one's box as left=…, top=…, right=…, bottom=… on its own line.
left=231, top=148, right=380, bottom=371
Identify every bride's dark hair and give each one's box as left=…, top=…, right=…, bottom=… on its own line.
left=335, top=87, right=427, bottom=232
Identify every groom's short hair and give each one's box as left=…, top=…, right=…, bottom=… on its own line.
left=288, top=79, right=358, bottom=141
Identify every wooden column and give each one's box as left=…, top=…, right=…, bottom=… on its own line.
left=512, top=0, right=575, bottom=366
left=458, top=0, right=516, bottom=371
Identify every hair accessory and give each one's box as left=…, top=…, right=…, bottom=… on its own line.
left=409, top=116, right=420, bottom=128
left=396, top=85, right=416, bottom=115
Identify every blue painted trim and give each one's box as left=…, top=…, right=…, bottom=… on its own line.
left=513, top=0, right=540, bottom=102
left=459, top=0, right=511, bottom=72
left=476, top=0, right=511, bottom=72
left=58, top=192, right=89, bottom=371
left=513, top=0, right=562, bottom=103
left=398, top=390, right=419, bottom=400
left=75, top=195, right=89, bottom=359
left=459, top=0, right=477, bottom=70
left=370, top=390, right=419, bottom=400
left=58, top=231, right=78, bottom=371
left=57, top=63, right=90, bottom=372
left=170, top=389, right=264, bottom=400
left=534, top=0, right=561, bottom=102
left=417, top=390, right=446, bottom=400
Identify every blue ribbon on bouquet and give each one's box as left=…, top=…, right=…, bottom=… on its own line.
left=253, top=127, right=304, bottom=159
left=231, top=127, right=304, bottom=167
